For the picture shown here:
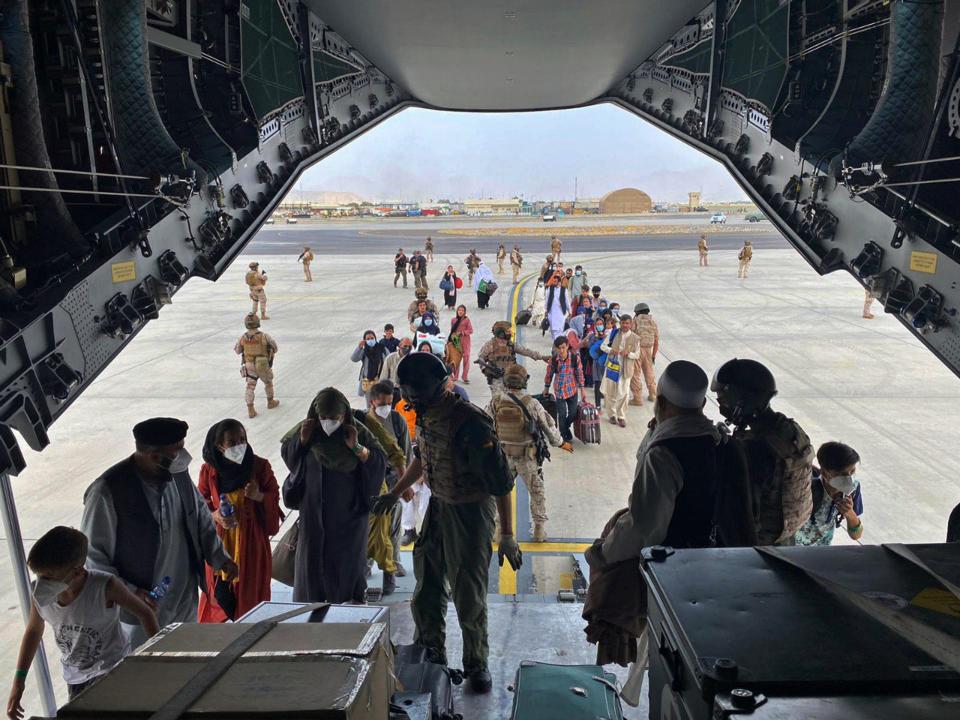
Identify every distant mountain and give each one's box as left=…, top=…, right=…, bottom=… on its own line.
left=281, top=190, right=367, bottom=206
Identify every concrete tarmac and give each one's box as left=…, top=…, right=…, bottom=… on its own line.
left=3, top=235, right=959, bottom=713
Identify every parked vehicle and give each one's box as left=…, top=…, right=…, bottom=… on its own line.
left=745, top=212, right=764, bottom=223
left=542, top=213, right=556, bottom=222
left=710, top=212, right=727, bottom=224
left=285, top=217, right=298, bottom=224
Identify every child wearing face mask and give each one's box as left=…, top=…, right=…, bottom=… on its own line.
left=794, top=441, right=864, bottom=546
left=9, top=527, right=159, bottom=713
left=197, top=419, right=281, bottom=623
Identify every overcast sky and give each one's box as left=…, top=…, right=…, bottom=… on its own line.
left=300, top=104, right=750, bottom=204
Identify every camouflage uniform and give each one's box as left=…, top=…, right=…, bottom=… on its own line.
left=738, top=243, right=753, bottom=278
left=698, top=236, right=708, bottom=267
left=235, top=323, right=278, bottom=416
left=245, top=264, right=268, bottom=318
left=487, top=387, right=562, bottom=539
left=550, top=236, right=562, bottom=262
left=477, top=336, right=547, bottom=392
left=496, top=246, right=506, bottom=274
left=510, top=247, right=523, bottom=283
left=301, top=249, right=314, bottom=282
left=630, top=314, right=659, bottom=405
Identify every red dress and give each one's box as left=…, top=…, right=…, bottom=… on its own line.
left=197, top=457, right=282, bottom=623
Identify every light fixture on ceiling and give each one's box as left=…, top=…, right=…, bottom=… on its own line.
left=504, top=11, right=518, bottom=19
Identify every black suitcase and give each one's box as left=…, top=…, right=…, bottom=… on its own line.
left=532, top=392, right=557, bottom=423
left=642, top=543, right=960, bottom=720
left=392, top=644, right=462, bottom=720
left=515, top=308, right=532, bottom=326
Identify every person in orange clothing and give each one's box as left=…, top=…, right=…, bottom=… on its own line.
left=197, top=419, right=282, bottom=622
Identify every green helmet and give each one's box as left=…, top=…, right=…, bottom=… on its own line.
left=244, top=314, right=260, bottom=330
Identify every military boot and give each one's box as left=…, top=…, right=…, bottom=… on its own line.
left=267, top=399, right=280, bottom=409
left=247, top=404, right=257, bottom=418
left=533, top=523, right=547, bottom=542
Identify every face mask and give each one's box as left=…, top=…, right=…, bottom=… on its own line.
left=612, top=309, right=620, bottom=317
left=374, top=404, right=392, bottom=419
left=320, top=418, right=342, bottom=436
left=223, top=444, right=247, bottom=464
left=575, top=270, right=582, bottom=276
left=365, top=339, right=376, bottom=347
left=596, top=325, right=604, bottom=333
left=828, top=474, right=858, bottom=497
left=157, top=448, right=191, bottom=476
left=593, top=293, right=600, bottom=299
left=33, top=577, right=68, bottom=607
left=399, top=346, right=411, bottom=356
left=424, top=318, right=433, bottom=326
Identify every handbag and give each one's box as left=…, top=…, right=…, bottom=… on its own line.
left=485, top=281, right=498, bottom=296
left=439, top=278, right=453, bottom=291
left=477, top=279, right=488, bottom=294
left=271, top=517, right=299, bottom=587
left=454, top=277, right=463, bottom=289
left=445, top=340, right=463, bottom=368
left=605, top=357, right=622, bottom=383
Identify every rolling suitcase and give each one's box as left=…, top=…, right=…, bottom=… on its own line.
left=392, top=644, right=462, bottom=720
left=515, top=308, right=532, bottom=326
left=532, top=392, right=557, bottom=423
left=573, top=402, right=601, bottom=444
left=509, top=661, right=623, bottom=720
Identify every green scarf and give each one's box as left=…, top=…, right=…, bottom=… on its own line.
left=281, top=388, right=383, bottom=473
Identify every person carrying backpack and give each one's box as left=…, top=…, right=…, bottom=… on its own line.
left=711, top=358, right=814, bottom=545
left=488, top=364, right=565, bottom=541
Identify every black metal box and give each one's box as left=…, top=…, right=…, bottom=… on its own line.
left=641, top=543, right=960, bottom=720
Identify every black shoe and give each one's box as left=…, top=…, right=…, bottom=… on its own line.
left=382, top=572, right=396, bottom=596
left=467, top=669, right=492, bottom=694
left=401, top=529, right=418, bottom=546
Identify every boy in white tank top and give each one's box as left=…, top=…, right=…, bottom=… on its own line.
left=8, top=526, right=159, bottom=715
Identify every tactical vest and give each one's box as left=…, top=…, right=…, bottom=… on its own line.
left=739, top=247, right=753, bottom=261
left=417, top=393, right=491, bottom=503
left=741, top=413, right=814, bottom=545
left=491, top=394, right=532, bottom=452
left=245, top=270, right=262, bottom=287
left=698, top=239, right=708, bottom=252
left=240, top=332, right=269, bottom=362
left=485, top=341, right=517, bottom=372
left=303, top=252, right=314, bottom=263
left=634, top=315, right=658, bottom=347
left=511, top=251, right=522, bottom=265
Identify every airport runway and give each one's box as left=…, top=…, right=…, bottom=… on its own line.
left=248, top=224, right=787, bottom=255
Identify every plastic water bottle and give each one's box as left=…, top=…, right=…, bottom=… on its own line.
left=220, top=494, right=235, bottom=521
left=148, top=576, right=172, bottom=603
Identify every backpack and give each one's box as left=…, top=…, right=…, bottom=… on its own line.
left=493, top=395, right=529, bottom=446
left=743, top=414, right=814, bottom=545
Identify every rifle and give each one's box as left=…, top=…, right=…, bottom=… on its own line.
left=475, top=356, right=505, bottom=380
left=507, top=392, right=551, bottom=465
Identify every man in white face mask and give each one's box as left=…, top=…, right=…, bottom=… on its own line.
left=81, top=417, right=237, bottom=647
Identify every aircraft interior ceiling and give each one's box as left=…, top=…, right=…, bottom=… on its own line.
left=0, top=0, right=958, bottom=474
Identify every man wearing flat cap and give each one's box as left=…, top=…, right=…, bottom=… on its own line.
left=81, top=417, right=237, bottom=646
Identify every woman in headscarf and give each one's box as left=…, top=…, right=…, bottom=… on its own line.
left=281, top=388, right=387, bottom=603
left=197, top=419, right=281, bottom=622
left=350, top=330, right=389, bottom=398
left=448, top=304, right=473, bottom=384
left=473, top=258, right=495, bottom=309
left=441, top=264, right=459, bottom=309
left=416, top=312, right=440, bottom=336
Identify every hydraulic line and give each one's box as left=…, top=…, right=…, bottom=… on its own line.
left=0, top=163, right=150, bottom=181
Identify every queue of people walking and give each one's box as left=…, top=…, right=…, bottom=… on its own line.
left=10, top=231, right=896, bottom=718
